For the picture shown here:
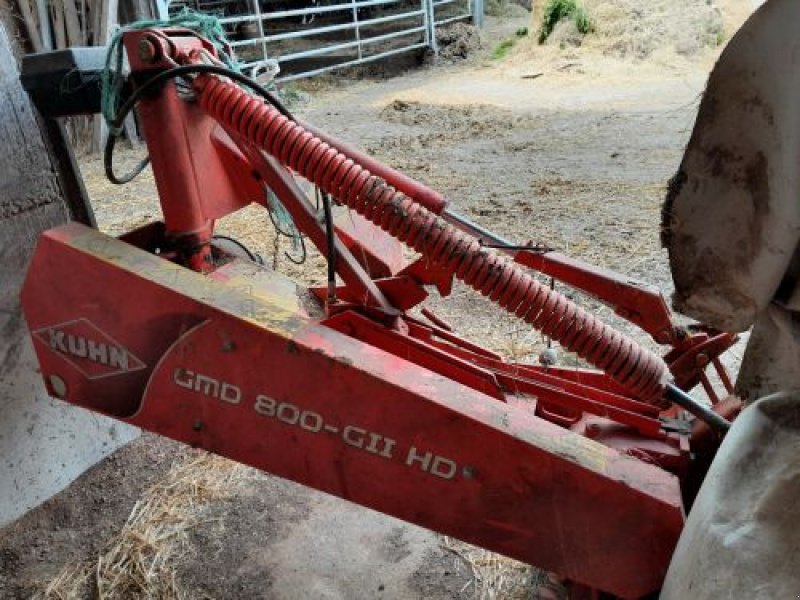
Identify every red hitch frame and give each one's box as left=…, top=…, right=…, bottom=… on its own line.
left=21, top=28, right=738, bottom=598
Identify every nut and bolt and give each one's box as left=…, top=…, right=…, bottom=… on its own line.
left=48, top=374, right=67, bottom=398
left=138, top=37, right=160, bottom=63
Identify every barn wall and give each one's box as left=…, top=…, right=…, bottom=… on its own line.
left=0, top=21, right=138, bottom=527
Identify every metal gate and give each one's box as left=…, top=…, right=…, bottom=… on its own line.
left=176, top=0, right=481, bottom=82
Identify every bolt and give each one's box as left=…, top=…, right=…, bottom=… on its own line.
left=695, top=353, right=709, bottom=368
left=539, top=347, right=558, bottom=366
left=222, top=340, right=236, bottom=352
left=462, top=465, right=476, bottom=479
left=138, top=37, right=159, bottom=63
left=192, top=420, right=205, bottom=432
left=49, top=375, right=67, bottom=398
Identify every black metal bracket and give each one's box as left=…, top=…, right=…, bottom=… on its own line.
left=20, top=46, right=112, bottom=117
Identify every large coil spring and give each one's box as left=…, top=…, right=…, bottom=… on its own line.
left=196, top=75, right=670, bottom=406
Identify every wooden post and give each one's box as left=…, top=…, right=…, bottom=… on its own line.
left=34, top=0, right=52, bottom=49
left=62, top=0, right=84, bottom=46
left=15, top=0, right=42, bottom=51
left=92, top=0, right=120, bottom=152
left=0, top=20, right=137, bottom=527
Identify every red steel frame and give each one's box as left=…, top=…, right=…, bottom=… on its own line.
left=21, top=28, right=738, bottom=598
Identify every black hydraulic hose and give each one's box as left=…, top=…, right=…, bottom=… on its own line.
left=321, top=191, right=337, bottom=301
left=105, top=63, right=293, bottom=184
left=665, top=384, right=732, bottom=432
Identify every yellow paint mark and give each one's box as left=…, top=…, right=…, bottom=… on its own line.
left=514, top=422, right=609, bottom=474
left=68, top=229, right=305, bottom=334
left=552, top=433, right=609, bottom=473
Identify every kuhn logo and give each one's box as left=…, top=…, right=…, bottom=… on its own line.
left=33, top=318, right=146, bottom=379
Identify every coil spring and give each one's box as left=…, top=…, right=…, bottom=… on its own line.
left=196, top=75, right=670, bottom=406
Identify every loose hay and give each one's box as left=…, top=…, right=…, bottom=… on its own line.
left=442, top=536, right=565, bottom=599
left=435, top=22, right=483, bottom=61
left=38, top=451, right=246, bottom=600
left=581, top=0, right=724, bottom=60
left=504, top=0, right=747, bottom=78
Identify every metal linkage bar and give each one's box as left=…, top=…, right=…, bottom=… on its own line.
left=239, top=27, right=425, bottom=67
left=230, top=9, right=424, bottom=47
left=219, top=0, right=404, bottom=25
left=436, top=14, right=471, bottom=25
left=276, top=43, right=429, bottom=82
left=431, top=0, right=472, bottom=25
left=665, top=384, right=732, bottom=432
left=203, top=0, right=482, bottom=83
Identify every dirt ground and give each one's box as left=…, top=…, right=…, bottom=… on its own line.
left=1, top=1, right=758, bottom=598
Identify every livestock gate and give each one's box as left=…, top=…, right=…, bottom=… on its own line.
left=169, top=0, right=483, bottom=81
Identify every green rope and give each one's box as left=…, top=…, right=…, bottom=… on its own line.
left=266, top=188, right=304, bottom=257
left=101, top=8, right=238, bottom=135
left=101, top=9, right=303, bottom=255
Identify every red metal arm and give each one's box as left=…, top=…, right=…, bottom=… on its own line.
left=512, top=249, right=679, bottom=344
